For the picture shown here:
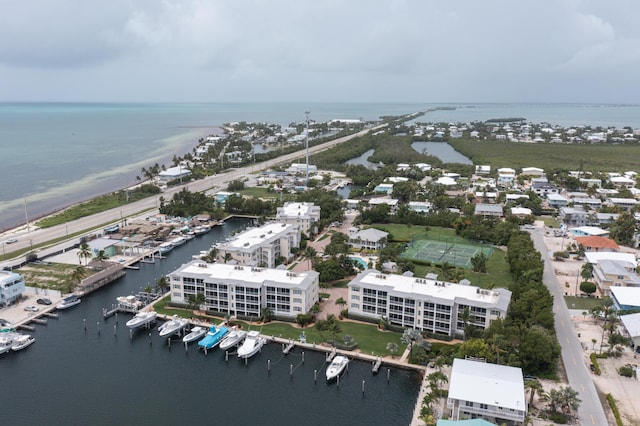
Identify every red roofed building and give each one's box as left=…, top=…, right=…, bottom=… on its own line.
left=575, top=236, right=619, bottom=252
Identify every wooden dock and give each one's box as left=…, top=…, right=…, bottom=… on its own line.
left=282, top=340, right=295, bottom=355
left=372, top=356, right=382, bottom=374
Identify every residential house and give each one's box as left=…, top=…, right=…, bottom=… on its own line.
left=374, top=183, right=394, bottom=194
left=447, top=358, right=526, bottom=425
left=275, top=202, right=321, bottom=233
left=610, top=287, right=640, bottom=311
left=214, top=222, right=300, bottom=268
left=0, top=270, right=25, bottom=307
left=546, top=193, right=569, bottom=209
left=609, top=198, right=638, bottom=211
left=158, top=165, right=191, bottom=182
left=408, top=201, right=432, bottom=214
left=510, top=207, right=532, bottom=217
left=348, top=228, right=389, bottom=251
left=619, top=313, right=640, bottom=350
left=168, top=260, right=318, bottom=319
left=574, top=236, right=619, bottom=252
left=214, top=191, right=238, bottom=204
left=559, top=206, right=587, bottom=227
left=474, top=204, right=503, bottom=218
left=610, top=176, right=636, bottom=189
left=571, top=198, right=602, bottom=209
left=521, top=167, right=544, bottom=176
left=592, top=259, right=640, bottom=296
left=571, top=226, right=609, bottom=237
left=497, top=168, right=516, bottom=187
left=475, top=165, right=491, bottom=175
left=531, top=182, right=558, bottom=197
left=347, top=269, right=511, bottom=336
left=368, top=197, right=399, bottom=212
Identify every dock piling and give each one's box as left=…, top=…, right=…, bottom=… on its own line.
left=302, top=351, right=304, bottom=364
left=168, top=337, right=171, bottom=348
left=225, top=351, right=228, bottom=362
left=83, top=318, right=86, bottom=332
left=267, top=359, right=271, bottom=371
left=314, top=370, right=317, bottom=382
left=387, top=368, right=390, bottom=382
left=290, top=364, right=293, bottom=378
left=149, top=332, right=152, bottom=345
left=97, top=321, right=100, bottom=336
left=130, top=329, right=133, bottom=339
left=362, top=380, right=365, bottom=395
left=114, top=325, right=117, bottom=336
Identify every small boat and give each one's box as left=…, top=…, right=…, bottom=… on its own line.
left=237, top=330, right=266, bottom=359
left=158, top=242, right=174, bottom=254
left=197, top=324, right=229, bottom=350
left=182, top=326, right=207, bottom=343
left=56, top=295, right=81, bottom=310
left=11, top=334, right=35, bottom=351
left=116, top=295, right=145, bottom=311
left=0, top=319, right=15, bottom=333
left=158, top=315, right=189, bottom=337
left=326, top=355, right=349, bottom=381
left=126, top=311, right=158, bottom=329
left=219, top=328, right=247, bottom=351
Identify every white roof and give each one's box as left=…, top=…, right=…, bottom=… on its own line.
left=571, top=226, right=608, bottom=236
left=511, top=207, right=532, bottom=215
left=436, top=177, right=457, bottom=186
left=349, top=270, right=511, bottom=310
left=223, top=222, right=294, bottom=249
left=620, top=313, right=640, bottom=338
left=174, top=260, right=317, bottom=289
left=278, top=202, right=318, bottom=217
left=585, top=252, right=637, bottom=268
left=611, top=287, right=640, bottom=308
left=449, top=358, right=525, bottom=411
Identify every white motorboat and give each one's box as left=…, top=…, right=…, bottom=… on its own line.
left=0, top=332, right=18, bottom=354
left=126, top=311, right=158, bottom=329
left=158, top=242, right=174, bottom=254
left=158, top=315, right=189, bottom=337
left=219, top=328, right=247, bottom=351
left=182, top=326, right=207, bottom=343
left=56, top=294, right=81, bottom=310
left=237, top=330, right=266, bottom=359
left=193, top=225, right=211, bottom=235
left=326, top=355, right=349, bottom=381
left=170, top=236, right=186, bottom=247
left=11, top=334, right=35, bottom=351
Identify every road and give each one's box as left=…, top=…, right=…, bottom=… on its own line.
left=530, top=229, right=608, bottom=425
left=1, top=124, right=386, bottom=267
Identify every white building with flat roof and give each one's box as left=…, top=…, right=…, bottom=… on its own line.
left=214, top=222, right=300, bottom=268
left=0, top=270, right=25, bottom=307
left=447, top=358, right=526, bottom=425
left=168, top=260, right=319, bottom=319
left=276, top=202, right=321, bottom=233
left=347, top=270, right=511, bottom=336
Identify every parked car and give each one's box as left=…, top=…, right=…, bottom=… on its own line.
left=24, top=305, right=39, bottom=312
left=36, top=298, right=52, bottom=305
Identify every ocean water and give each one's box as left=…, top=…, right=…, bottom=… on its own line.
left=2, top=102, right=638, bottom=231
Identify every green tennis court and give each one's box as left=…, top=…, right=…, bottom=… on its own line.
left=402, top=238, right=493, bottom=268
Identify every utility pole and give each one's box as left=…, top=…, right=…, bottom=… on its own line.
left=305, top=109, right=310, bottom=186
left=23, top=194, right=30, bottom=232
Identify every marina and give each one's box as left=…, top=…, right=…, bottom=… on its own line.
left=0, top=217, right=420, bottom=425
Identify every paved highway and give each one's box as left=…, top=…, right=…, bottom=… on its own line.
left=531, top=229, right=608, bottom=425
left=1, top=124, right=386, bottom=266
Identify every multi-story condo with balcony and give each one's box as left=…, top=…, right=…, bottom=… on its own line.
left=275, top=202, right=321, bottom=234
left=214, top=222, right=300, bottom=268
left=348, top=269, right=511, bottom=337
left=169, top=260, right=319, bottom=319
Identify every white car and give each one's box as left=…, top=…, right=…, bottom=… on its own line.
left=5, top=238, right=18, bottom=244
left=24, top=305, right=39, bottom=312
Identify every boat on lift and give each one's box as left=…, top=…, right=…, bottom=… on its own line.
left=11, top=334, right=36, bottom=351
left=219, top=327, right=247, bottom=351
left=158, top=315, right=190, bottom=337
left=197, top=324, right=229, bottom=350
left=56, top=295, right=81, bottom=310
left=237, top=330, right=266, bottom=359
left=326, top=355, right=349, bottom=381
left=126, top=311, right=158, bottom=329
left=182, top=326, right=207, bottom=344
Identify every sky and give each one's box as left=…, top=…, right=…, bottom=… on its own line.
left=1, top=0, right=639, bottom=103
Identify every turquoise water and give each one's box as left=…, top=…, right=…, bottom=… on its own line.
left=350, top=257, right=369, bottom=269
left=2, top=102, right=638, bottom=231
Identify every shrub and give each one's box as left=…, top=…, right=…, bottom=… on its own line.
left=547, top=411, right=569, bottom=424
left=618, top=365, right=634, bottom=378
left=607, top=393, right=624, bottom=426
left=589, top=353, right=601, bottom=375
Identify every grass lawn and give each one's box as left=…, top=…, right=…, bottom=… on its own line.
left=539, top=216, right=560, bottom=228
left=370, top=224, right=463, bottom=243
left=564, top=296, right=605, bottom=311
left=15, top=262, right=97, bottom=293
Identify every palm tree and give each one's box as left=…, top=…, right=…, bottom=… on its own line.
left=261, top=307, right=273, bottom=323
left=402, top=328, right=423, bottom=360
left=70, top=265, right=87, bottom=289
left=78, top=242, right=91, bottom=266
left=94, top=250, right=110, bottom=269
left=557, top=386, right=581, bottom=415
left=386, top=342, right=399, bottom=358
left=223, top=253, right=233, bottom=264
left=334, top=297, right=347, bottom=312
left=186, top=292, right=206, bottom=312
left=580, top=262, right=594, bottom=281
left=156, top=276, right=169, bottom=295
left=525, top=378, right=544, bottom=408
left=378, top=316, right=390, bottom=330
left=202, top=247, right=218, bottom=263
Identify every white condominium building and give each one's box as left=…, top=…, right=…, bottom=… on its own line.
left=214, top=222, right=300, bottom=268
left=275, top=202, right=321, bottom=233
left=169, top=260, right=319, bottom=319
left=348, top=269, right=511, bottom=337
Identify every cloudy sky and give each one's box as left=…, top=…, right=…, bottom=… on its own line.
left=1, top=0, right=638, bottom=103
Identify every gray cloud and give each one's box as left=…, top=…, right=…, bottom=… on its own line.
left=0, top=0, right=639, bottom=102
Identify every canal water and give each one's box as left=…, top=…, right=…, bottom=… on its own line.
left=0, top=217, right=420, bottom=426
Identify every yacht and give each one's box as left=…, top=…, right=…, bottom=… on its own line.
left=237, top=330, right=266, bottom=359
left=182, top=326, right=207, bottom=344
left=158, top=242, right=174, bottom=254
left=56, top=295, right=81, bottom=310
left=169, top=236, right=186, bottom=247
left=193, top=225, right=211, bottom=235
left=325, top=355, right=349, bottom=381
left=197, top=324, right=229, bottom=350
left=11, top=334, right=35, bottom=351
left=125, top=311, right=158, bottom=329
left=158, top=315, right=189, bottom=337
left=219, top=328, right=247, bottom=351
